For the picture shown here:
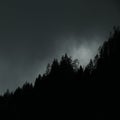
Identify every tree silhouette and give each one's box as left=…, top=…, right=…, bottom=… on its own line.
left=0, top=27, right=119, bottom=119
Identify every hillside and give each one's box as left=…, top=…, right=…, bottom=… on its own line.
left=0, top=27, right=120, bottom=119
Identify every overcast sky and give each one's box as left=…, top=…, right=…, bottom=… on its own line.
left=0, top=0, right=120, bottom=93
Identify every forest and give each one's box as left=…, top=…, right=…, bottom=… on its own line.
left=0, top=27, right=120, bottom=119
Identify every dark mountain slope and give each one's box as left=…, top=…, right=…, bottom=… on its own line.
left=0, top=27, right=120, bottom=119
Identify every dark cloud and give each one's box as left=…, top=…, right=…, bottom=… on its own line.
left=0, top=0, right=120, bottom=93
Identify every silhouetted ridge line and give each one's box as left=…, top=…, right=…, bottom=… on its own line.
left=0, top=27, right=120, bottom=118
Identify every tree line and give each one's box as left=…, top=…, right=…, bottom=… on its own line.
left=0, top=27, right=120, bottom=119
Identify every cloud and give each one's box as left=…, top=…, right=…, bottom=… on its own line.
left=0, top=0, right=120, bottom=93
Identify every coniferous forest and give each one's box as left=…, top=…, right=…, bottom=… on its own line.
left=0, top=27, right=120, bottom=119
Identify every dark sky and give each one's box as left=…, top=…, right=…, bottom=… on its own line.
left=0, top=0, right=120, bottom=93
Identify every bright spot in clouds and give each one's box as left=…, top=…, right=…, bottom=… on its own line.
left=71, top=38, right=103, bottom=66
left=72, top=46, right=93, bottom=65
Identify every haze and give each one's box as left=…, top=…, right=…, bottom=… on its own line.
left=0, top=0, right=120, bottom=93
